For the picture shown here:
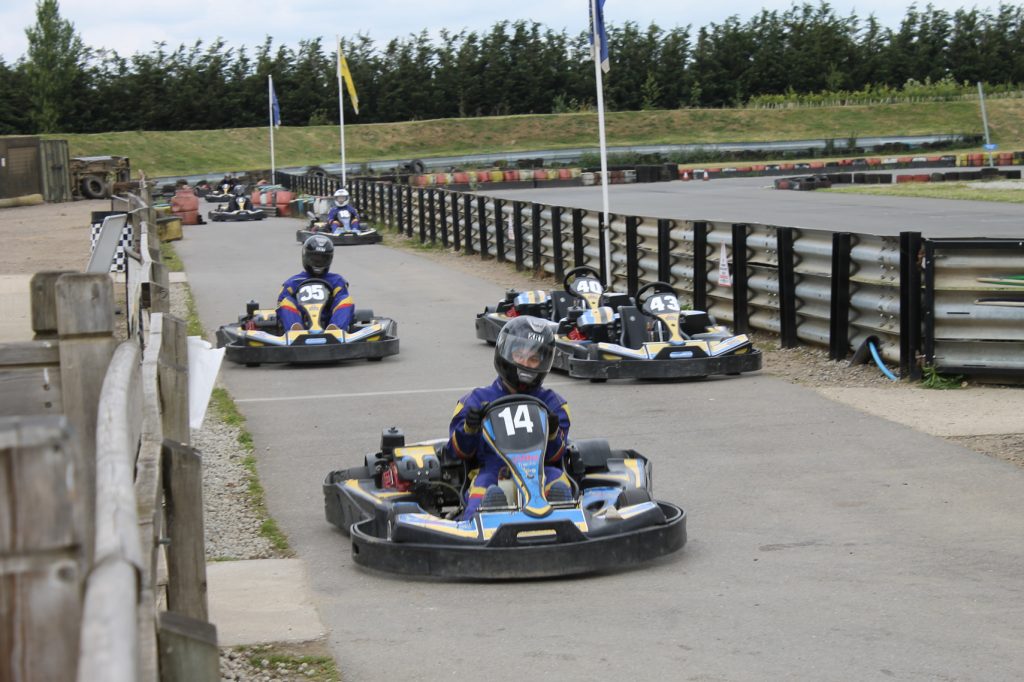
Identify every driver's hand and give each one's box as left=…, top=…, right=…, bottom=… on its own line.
left=464, top=403, right=487, bottom=434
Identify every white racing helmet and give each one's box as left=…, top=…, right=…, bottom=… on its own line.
left=333, top=188, right=350, bottom=207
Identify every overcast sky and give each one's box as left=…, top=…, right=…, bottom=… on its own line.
left=0, top=0, right=997, bottom=63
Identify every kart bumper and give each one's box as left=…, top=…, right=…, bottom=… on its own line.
left=222, top=335, right=399, bottom=365
left=558, top=348, right=762, bottom=379
left=209, top=210, right=266, bottom=222
left=296, top=229, right=382, bottom=245
left=474, top=313, right=506, bottom=344
left=346, top=502, right=685, bottom=579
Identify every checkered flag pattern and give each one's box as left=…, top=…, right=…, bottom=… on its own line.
left=89, top=220, right=134, bottom=273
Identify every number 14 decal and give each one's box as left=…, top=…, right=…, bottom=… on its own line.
left=496, top=405, right=535, bottom=435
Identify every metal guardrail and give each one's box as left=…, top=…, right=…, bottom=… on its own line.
left=352, top=177, right=1024, bottom=378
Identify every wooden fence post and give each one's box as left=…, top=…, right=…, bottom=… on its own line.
left=157, top=611, right=219, bottom=682
left=1, top=416, right=86, bottom=682
left=30, top=271, right=74, bottom=339
left=161, top=439, right=208, bottom=621
left=56, top=273, right=117, bottom=565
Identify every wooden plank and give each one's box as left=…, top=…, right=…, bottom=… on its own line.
left=161, top=440, right=208, bottom=621
left=56, top=273, right=117, bottom=566
left=0, top=341, right=60, bottom=366
left=158, top=315, right=189, bottom=446
left=30, top=271, right=74, bottom=339
left=0, top=416, right=85, bottom=682
left=0, top=367, right=63, bottom=417
left=157, top=611, right=219, bottom=682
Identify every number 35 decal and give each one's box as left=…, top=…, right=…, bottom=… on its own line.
left=298, top=285, right=327, bottom=303
left=496, top=405, right=535, bottom=435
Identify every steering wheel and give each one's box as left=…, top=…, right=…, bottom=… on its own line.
left=484, top=393, right=552, bottom=418
left=563, top=265, right=603, bottom=296
left=635, top=281, right=677, bottom=312
left=294, top=277, right=335, bottom=328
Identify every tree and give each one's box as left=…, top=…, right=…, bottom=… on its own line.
left=23, top=0, right=86, bottom=133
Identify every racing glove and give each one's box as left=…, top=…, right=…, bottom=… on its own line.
left=463, top=403, right=487, bottom=434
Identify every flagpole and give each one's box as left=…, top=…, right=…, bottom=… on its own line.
left=268, top=75, right=276, bottom=184
left=591, top=0, right=612, bottom=287
left=337, top=35, right=347, bottom=186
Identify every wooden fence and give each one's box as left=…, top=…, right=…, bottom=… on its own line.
left=0, top=188, right=217, bottom=682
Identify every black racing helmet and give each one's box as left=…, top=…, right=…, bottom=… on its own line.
left=302, top=234, right=334, bottom=277
left=494, top=316, right=555, bottom=392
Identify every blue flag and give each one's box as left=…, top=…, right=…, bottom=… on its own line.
left=589, top=0, right=609, bottom=73
left=270, top=77, right=281, bottom=128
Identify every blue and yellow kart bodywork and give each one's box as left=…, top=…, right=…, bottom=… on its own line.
left=216, top=279, right=398, bottom=366
left=323, top=395, right=686, bottom=579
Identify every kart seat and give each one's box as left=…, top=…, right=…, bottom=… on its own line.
left=601, top=292, right=634, bottom=312
left=551, top=291, right=574, bottom=322
left=617, top=306, right=648, bottom=349
left=680, top=310, right=714, bottom=336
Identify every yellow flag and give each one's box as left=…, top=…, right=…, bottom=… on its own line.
left=338, top=45, right=359, bottom=115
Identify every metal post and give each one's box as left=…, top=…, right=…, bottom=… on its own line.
left=625, top=216, right=639, bottom=297
left=692, top=222, right=708, bottom=311
left=900, top=231, right=923, bottom=380
left=777, top=227, right=798, bottom=348
left=463, top=194, right=474, bottom=255
left=657, top=219, right=672, bottom=283
left=572, top=209, right=585, bottom=268
left=551, top=206, right=565, bottom=282
left=731, top=223, right=750, bottom=334
left=531, top=203, right=543, bottom=275
left=829, top=232, right=853, bottom=360
left=477, top=196, right=489, bottom=258
left=512, top=201, right=525, bottom=270
left=493, top=199, right=506, bottom=262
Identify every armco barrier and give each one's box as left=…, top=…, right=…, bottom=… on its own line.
left=351, top=175, right=1023, bottom=378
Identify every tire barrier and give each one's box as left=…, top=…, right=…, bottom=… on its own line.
left=774, top=167, right=1019, bottom=190
left=682, top=149, right=1024, bottom=181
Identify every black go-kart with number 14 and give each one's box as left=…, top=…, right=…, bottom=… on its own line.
left=322, top=394, right=686, bottom=579
left=475, top=266, right=761, bottom=381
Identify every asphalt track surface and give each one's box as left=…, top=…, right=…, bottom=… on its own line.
left=177, top=187, right=1024, bottom=681
left=482, top=171, right=1024, bottom=238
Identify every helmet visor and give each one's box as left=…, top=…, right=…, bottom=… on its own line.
left=497, top=332, right=554, bottom=374
left=306, top=250, right=331, bottom=272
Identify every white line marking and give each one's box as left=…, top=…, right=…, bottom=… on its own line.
left=234, top=381, right=575, bottom=404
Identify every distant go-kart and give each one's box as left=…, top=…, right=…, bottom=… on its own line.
left=322, top=394, right=686, bottom=579
left=207, top=188, right=266, bottom=222
left=295, top=211, right=382, bottom=245
left=215, top=277, right=398, bottom=366
left=475, top=266, right=761, bottom=381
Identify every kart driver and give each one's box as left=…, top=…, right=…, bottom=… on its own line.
left=449, top=316, right=573, bottom=519
left=226, top=185, right=253, bottom=212
left=326, top=188, right=361, bottom=233
left=276, top=235, right=355, bottom=332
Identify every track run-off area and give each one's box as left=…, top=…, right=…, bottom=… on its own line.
left=177, top=179, right=1024, bottom=682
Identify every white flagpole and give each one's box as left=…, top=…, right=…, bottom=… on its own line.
left=337, top=35, right=347, bottom=186
left=268, top=75, right=276, bottom=183
left=591, top=0, right=612, bottom=287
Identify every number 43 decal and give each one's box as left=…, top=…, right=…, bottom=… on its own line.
left=496, top=405, right=535, bottom=435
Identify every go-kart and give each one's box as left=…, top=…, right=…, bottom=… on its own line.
left=296, top=210, right=382, bottom=245
left=322, top=394, right=686, bottom=579
left=208, top=190, right=266, bottom=222
left=476, top=266, right=761, bottom=381
left=204, top=182, right=235, bottom=203
left=215, top=277, right=399, bottom=366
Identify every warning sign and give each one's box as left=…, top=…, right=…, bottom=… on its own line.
left=718, top=242, right=732, bottom=287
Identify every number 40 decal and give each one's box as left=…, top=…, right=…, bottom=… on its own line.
left=496, top=405, right=535, bottom=435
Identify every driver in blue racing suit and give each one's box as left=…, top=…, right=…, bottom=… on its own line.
left=449, top=316, right=572, bottom=519
left=277, top=235, right=355, bottom=331
left=326, top=188, right=361, bottom=234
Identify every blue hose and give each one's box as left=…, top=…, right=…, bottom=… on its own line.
left=867, top=339, right=899, bottom=381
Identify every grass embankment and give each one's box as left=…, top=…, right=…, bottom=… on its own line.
left=50, top=99, right=1024, bottom=178
left=828, top=181, right=1024, bottom=203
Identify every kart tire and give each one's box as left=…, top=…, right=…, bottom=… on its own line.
left=589, top=378, right=607, bottom=383
left=245, top=362, right=261, bottom=368
left=81, top=175, right=107, bottom=199
left=617, top=488, right=652, bottom=508
left=367, top=357, right=383, bottom=362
